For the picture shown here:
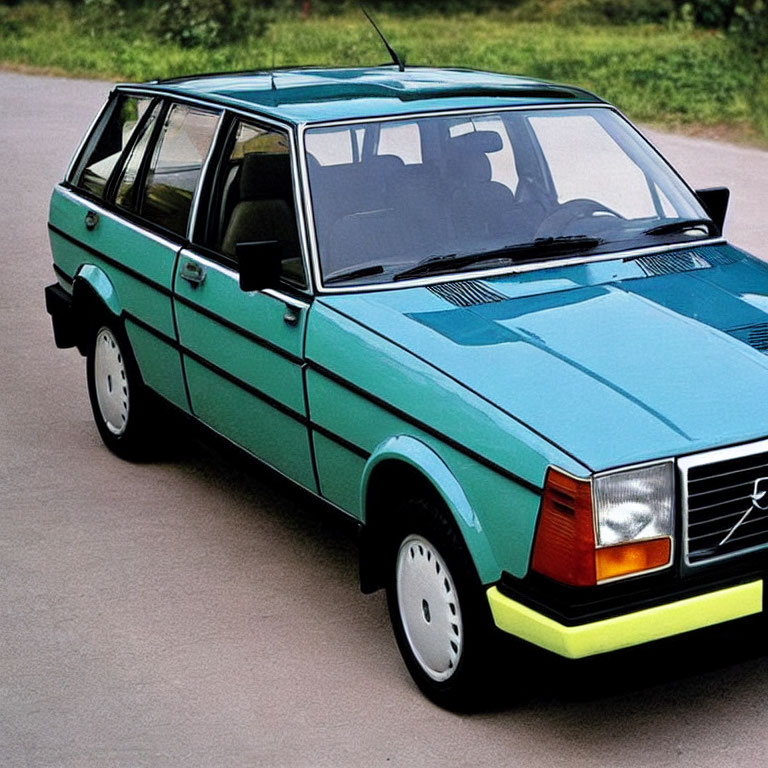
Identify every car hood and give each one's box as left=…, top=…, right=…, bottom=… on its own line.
left=319, top=245, right=768, bottom=471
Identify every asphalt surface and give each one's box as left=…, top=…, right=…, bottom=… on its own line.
left=2, top=71, right=768, bottom=768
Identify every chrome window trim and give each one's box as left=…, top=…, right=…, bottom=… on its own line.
left=309, top=238, right=726, bottom=295
left=65, top=87, right=316, bottom=296
left=117, top=86, right=315, bottom=294
left=678, top=437, right=768, bottom=568
left=178, top=248, right=311, bottom=311
left=211, top=114, right=314, bottom=293
left=296, top=104, right=725, bottom=295
left=59, top=187, right=310, bottom=311
left=58, top=186, right=183, bottom=252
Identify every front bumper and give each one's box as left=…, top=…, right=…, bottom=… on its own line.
left=487, top=579, right=763, bottom=659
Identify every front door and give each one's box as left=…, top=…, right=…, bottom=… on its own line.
left=173, top=118, right=316, bottom=491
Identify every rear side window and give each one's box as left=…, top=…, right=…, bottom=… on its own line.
left=70, top=94, right=152, bottom=198
left=140, top=104, right=220, bottom=237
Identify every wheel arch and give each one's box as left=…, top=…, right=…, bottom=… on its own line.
left=71, top=265, right=122, bottom=353
left=358, top=435, right=499, bottom=593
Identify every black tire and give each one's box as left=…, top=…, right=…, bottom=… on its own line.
left=386, top=497, right=498, bottom=710
left=85, top=315, right=156, bottom=461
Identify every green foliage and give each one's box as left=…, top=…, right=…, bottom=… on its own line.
left=153, top=0, right=268, bottom=49
left=0, top=3, right=765, bottom=142
left=511, top=0, right=675, bottom=24
left=733, top=0, right=767, bottom=54
left=77, top=0, right=127, bottom=36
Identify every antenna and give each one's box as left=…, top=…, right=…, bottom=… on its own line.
left=361, top=5, right=405, bottom=72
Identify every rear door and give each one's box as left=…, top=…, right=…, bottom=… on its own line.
left=50, top=93, right=222, bottom=412
left=173, top=116, right=316, bottom=491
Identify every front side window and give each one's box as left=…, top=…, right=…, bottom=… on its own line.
left=70, top=94, right=152, bottom=198
left=141, top=104, right=220, bottom=238
left=305, top=108, right=709, bottom=287
left=210, top=120, right=305, bottom=286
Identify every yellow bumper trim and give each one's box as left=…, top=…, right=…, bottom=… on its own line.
left=487, top=580, right=763, bottom=659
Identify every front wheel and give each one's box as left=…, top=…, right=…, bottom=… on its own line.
left=86, top=318, right=156, bottom=460
left=386, top=498, right=497, bottom=710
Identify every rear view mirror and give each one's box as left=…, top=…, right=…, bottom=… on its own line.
left=695, top=187, right=730, bottom=235
left=236, top=240, right=282, bottom=292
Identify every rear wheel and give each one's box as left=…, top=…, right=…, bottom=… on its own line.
left=86, top=318, right=155, bottom=460
left=386, top=497, right=497, bottom=710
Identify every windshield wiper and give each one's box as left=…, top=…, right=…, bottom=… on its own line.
left=644, top=218, right=715, bottom=236
left=393, top=236, right=603, bottom=282
left=324, top=264, right=385, bottom=285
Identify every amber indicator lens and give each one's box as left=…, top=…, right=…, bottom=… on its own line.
left=595, top=537, right=671, bottom=582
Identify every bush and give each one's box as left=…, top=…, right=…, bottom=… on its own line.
left=77, top=0, right=127, bottom=37
left=153, top=0, right=268, bottom=49
left=510, top=0, right=675, bottom=24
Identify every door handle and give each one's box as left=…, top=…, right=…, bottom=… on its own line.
left=180, top=260, right=206, bottom=287
left=84, top=210, right=99, bottom=230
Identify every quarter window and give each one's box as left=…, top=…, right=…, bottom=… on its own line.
left=71, top=94, right=152, bottom=198
left=141, top=104, right=220, bottom=238
left=114, top=102, right=162, bottom=210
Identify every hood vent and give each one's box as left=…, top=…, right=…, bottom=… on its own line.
left=728, top=322, right=768, bottom=352
left=428, top=280, right=506, bottom=307
left=635, top=250, right=711, bottom=277
left=635, top=246, right=738, bottom=277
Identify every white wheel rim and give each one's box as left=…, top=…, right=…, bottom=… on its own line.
left=93, top=327, right=129, bottom=436
left=396, top=534, right=463, bottom=682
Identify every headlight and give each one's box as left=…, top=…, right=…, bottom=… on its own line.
left=593, top=462, right=674, bottom=547
left=532, top=462, right=675, bottom=587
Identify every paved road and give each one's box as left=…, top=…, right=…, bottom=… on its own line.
left=2, top=71, right=768, bottom=768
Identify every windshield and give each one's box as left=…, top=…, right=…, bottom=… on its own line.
left=304, top=107, right=711, bottom=287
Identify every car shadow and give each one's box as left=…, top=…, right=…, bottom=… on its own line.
left=162, top=410, right=768, bottom=720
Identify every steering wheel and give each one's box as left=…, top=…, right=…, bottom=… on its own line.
left=535, top=198, right=625, bottom=238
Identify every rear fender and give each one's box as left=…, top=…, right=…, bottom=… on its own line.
left=71, top=265, right=122, bottom=353
left=74, top=264, right=121, bottom=318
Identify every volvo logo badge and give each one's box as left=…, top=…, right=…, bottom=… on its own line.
left=751, top=477, right=768, bottom=510
left=719, top=477, right=768, bottom=547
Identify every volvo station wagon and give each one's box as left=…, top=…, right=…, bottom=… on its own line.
left=46, top=65, right=768, bottom=708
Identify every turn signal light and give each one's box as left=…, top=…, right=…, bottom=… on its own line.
left=531, top=468, right=596, bottom=586
left=595, top=538, right=671, bottom=582
left=531, top=467, right=675, bottom=587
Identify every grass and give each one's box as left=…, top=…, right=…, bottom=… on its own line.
left=1, top=3, right=765, bottom=144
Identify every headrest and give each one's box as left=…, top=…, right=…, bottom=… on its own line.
left=368, top=155, right=406, bottom=176
left=449, top=131, right=502, bottom=183
left=450, top=130, right=503, bottom=154
left=240, top=152, right=292, bottom=201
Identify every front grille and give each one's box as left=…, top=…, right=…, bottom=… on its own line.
left=682, top=441, right=768, bottom=565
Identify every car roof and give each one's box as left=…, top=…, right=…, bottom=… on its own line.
left=126, top=66, right=603, bottom=125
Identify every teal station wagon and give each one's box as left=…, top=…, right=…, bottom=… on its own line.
left=46, top=65, right=768, bottom=707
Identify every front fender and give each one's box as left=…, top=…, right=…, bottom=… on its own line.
left=360, top=435, right=499, bottom=584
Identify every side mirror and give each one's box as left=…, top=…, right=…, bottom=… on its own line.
left=236, top=240, right=282, bottom=292
left=695, top=187, right=730, bottom=235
